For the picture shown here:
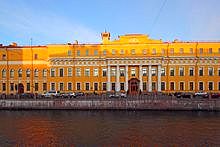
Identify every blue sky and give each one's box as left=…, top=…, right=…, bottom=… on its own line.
left=0, top=0, right=220, bottom=45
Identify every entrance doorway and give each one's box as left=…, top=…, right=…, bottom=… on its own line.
left=18, top=83, right=24, bottom=94
left=128, top=78, right=139, bottom=95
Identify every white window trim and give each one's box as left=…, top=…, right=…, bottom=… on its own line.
left=50, top=68, right=56, bottom=77
left=58, top=68, right=64, bottom=77
left=198, top=81, right=204, bottom=91
left=170, top=67, right=175, bottom=76
left=76, top=82, right=81, bottom=91
left=67, top=82, right=72, bottom=91
left=179, top=81, right=185, bottom=91
left=85, top=82, right=90, bottom=91
left=188, top=81, right=194, bottom=91
left=208, top=81, right=214, bottom=91
left=161, top=81, right=166, bottom=91
left=50, top=82, right=56, bottom=91
left=179, top=67, right=184, bottom=76
left=93, top=82, right=99, bottom=91
left=170, top=81, right=175, bottom=90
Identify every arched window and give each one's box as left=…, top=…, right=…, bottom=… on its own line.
left=34, top=69, right=38, bottom=77
left=18, top=69, right=22, bottom=78
left=43, top=69, right=47, bottom=77
left=2, top=69, right=6, bottom=78
left=10, top=69, right=14, bottom=78
left=26, top=69, right=30, bottom=77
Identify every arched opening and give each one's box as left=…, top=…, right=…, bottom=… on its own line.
left=18, top=83, right=24, bottom=94
left=128, top=78, right=140, bottom=95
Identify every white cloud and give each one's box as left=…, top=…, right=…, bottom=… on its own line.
left=0, top=1, right=100, bottom=45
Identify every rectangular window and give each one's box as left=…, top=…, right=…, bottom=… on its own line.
left=142, top=68, right=147, bottom=76
left=59, top=68, right=64, bottom=77
left=180, top=48, right=184, bottom=54
left=199, top=82, right=204, bottom=91
left=51, top=68, right=55, bottom=77
left=120, top=68, right=125, bottom=76
left=103, top=50, right=107, bottom=55
left=152, top=68, right=156, bottom=76
left=94, top=50, right=98, bottom=56
left=59, top=83, right=64, bottom=91
left=67, top=50, right=72, bottom=56
left=152, top=82, right=156, bottom=91
left=35, top=83, right=38, bottom=91
left=179, top=67, right=184, bottom=76
left=85, top=83, right=90, bottom=91
left=143, top=82, right=147, bottom=91
left=152, top=48, right=156, bottom=55
left=180, top=82, right=184, bottom=91
left=131, top=68, right=136, bottom=76
left=161, top=82, right=165, bottom=91
left=111, top=68, right=116, bottom=76
left=161, top=68, right=165, bottom=76
left=199, top=48, right=203, bottom=54
left=102, top=83, right=107, bottom=91
left=190, top=48, right=193, bottom=54
left=189, top=67, right=194, bottom=76
left=111, top=83, right=115, bottom=91
left=208, top=82, right=213, bottom=90
left=208, top=48, right=212, bottom=54
left=43, top=83, right=47, bottom=91
left=218, top=69, right=220, bottom=76
left=219, top=48, right=220, bottom=54
left=208, top=67, right=213, bottom=76
left=76, top=68, right=81, bottom=76
left=43, top=69, right=47, bottom=77
left=218, top=82, right=220, bottom=91
left=170, top=68, right=175, bottom=76
left=68, top=68, right=72, bottom=77
left=86, top=50, right=89, bottom=56
left=189, top=82, right=194, bottom=91
left=77, top=50, right=80, bottom=56
left=120, top=83, right=124, bottom=91
left=68, top=83, right=72, bottom=91
left=170, top=48, right=174, bottom=54
left=10, top=83, right=14, bottom=91
left=120, top=49, right=124, bottom=55
left=142, top=49, right=147, bottom=55
left=199, top=67, right=203, bottom=76
left=2, top=54, right=6, bottom=60
left=94, top=68, right=98, bottom=76
left=131, top=49, right=135, bottom=55
left=161, top=49, right=165, bottom=54
left=94, top=83, right=98, bottom=91
left=112, top=49, right=115, bottom=55
left=26, top=83, right=30, bottom=91
left=170, top=82, right=175, bottom=91
left=77, top=83, right=81, bottom=90
left=102, top=68, right=107, bottom=77
left=85, top=68, right=90, bottom=76
left=34, top=54, right=38, bottom=59
left=51, top=83, right=55, bottom=91
left=2, top=83, right=6, bottom=91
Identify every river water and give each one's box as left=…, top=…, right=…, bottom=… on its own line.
left=0, top=110, right=219, bottom=146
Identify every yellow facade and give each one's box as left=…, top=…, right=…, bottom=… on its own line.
left=0, top=32, right=220, bottom=95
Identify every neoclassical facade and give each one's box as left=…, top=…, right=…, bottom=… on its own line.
left=0, top=32, right=220, bottom=95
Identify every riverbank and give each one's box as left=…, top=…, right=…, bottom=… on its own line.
left=0, top=98, right=220, bottom=111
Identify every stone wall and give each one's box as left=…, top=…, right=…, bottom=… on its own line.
left=0, top=99, right=220, bottom=111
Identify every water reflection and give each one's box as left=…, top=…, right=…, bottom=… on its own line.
left=0, top=111, right=219, bottom=146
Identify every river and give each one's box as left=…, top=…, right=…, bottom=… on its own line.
left=0, top=110, right=219, bottom=146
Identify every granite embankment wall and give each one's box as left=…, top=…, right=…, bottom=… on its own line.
left=0, top=99, right=220, bottom=110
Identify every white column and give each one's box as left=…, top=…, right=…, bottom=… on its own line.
left=116, top=65, right=120, bottom=92
left=107, top=65, right=111, bottom=91
left=139, top=65, right=143, bottom=91
left=125, top=65, right=128, bottom=92
left=157, top=65, right=161, bottom=92
left=148, top=65, right=152, bottom=92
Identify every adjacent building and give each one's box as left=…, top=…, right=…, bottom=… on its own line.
left=0, top=32, right=220, bottom=95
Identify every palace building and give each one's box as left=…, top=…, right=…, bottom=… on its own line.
left=0, top=32, right=220, bottom=95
